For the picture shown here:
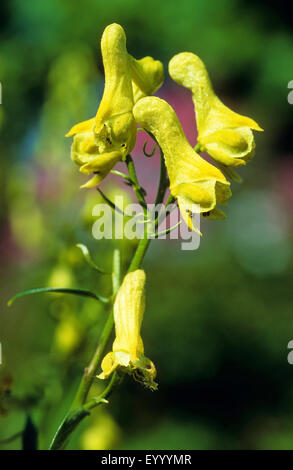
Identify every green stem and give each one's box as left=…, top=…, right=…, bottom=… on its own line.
left=70, top=249, right=121, bottom=409
left=155, top=148, right=168, bottom=206
left=125, top=154, right=147, bottom=208
left=49, top=250, right=121, bottom=450
left=71, top=310, right=114, bottom=409
left=49, top=239, right=150, bottom=450
left=49, top=222, right=151, bottom=449
left=49, top=372, right=120, bottom=450
left=84, top=372, right=121, bottom=412
left=127, top=148, right=165, bottom=271
left=111, top=248, right=121, bottom=295
left=49, top=147, right=167, bottom=450
left=127, top=235, right=151, bottom=273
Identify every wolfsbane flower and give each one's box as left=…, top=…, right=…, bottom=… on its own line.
left=66, top=23, right=164, bottom=189
left=128, top=55, right=164, bottom=103
left=169, top=53, right=263, bottom=177
left=66, top=23, right=136, bottom=188
left=98, top=269, right=157, bottom=391
left=133, top=96, right=232, bottom=232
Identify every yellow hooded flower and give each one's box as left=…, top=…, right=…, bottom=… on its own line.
left=133, top=97, right=232, bottom=232
left=66, top=24, right=164, bottom=188
left=66, top=23, right=137, bottom=188
left=128, top=55, right=164, bottom=103
left=168, top=53, right=263, bottom=173
left=98, top=270, right=157, bottom=391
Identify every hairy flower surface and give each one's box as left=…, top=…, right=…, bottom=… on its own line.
left=169, top=53, right=263, bottom=177
left=133, top=96, right=231, bottom=232
left=98, top=270, right=157, bottom=390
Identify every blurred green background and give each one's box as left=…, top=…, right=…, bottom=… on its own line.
left=1, top=0, right=293, bottom=450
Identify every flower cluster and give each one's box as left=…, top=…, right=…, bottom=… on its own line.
left=67, top=23, right=262, bottom=227
left=66, top=24, right=262, bottom=388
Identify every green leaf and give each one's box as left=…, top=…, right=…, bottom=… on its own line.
left=7, top=287, right=110, bottom=307
left=76, top=243, right=111, bottom=274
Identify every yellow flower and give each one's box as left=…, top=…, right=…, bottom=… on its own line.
left=98, top=270, right=157, bottom=390
left=133, top=96, right=232, bottom=232
left=66, top=24, right=164, bottom=188
left=66, top=23, right=137, bottom=188
left=168, top=53, right=263, bottom=175
left=128, top=55, right=164, bottom=103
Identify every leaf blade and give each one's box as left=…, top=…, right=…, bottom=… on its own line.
left=7, top=287, right=110, bottom=306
